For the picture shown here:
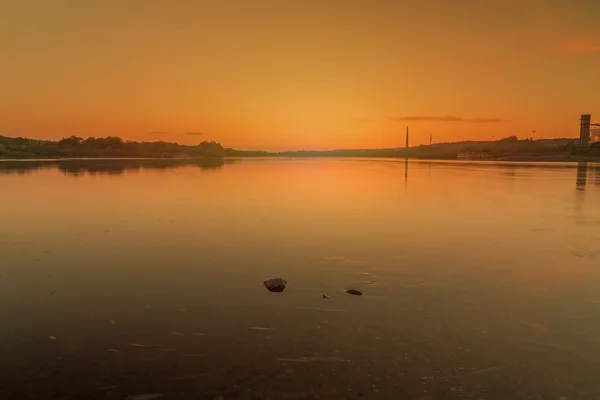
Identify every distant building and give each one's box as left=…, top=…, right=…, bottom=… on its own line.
left=580, top=114, right=591, bottom=146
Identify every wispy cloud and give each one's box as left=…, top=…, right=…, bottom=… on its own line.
left=183, top=132, right=206, bottom=136
left=389, top=116, right=503, bottom=123
left=149, top=131, right=169, bottom=135
left=558, top=38, right=600, bottom=54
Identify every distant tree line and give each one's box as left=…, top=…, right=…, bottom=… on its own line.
left=2, top=134, right=598, bottom=160
left=0, top=135, right=226, bottom=158
left=272, top=138, right=593, bottom=159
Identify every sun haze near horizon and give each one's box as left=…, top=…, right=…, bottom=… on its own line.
left=1, top=0, right=599, bottom=151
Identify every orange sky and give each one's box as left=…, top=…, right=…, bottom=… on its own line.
left=1, top=0, right=599, bottom=151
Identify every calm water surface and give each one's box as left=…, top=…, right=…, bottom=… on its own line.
left=1, top=158, right=600, bottom=400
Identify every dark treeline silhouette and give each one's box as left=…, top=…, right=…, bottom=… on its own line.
left=2, top=134, right=599, bottom=160
left=0, top=158, right=234, bottom=175
left=273, top=137, right=599, bottom=159
left=0, top=135, right=225, bottom=158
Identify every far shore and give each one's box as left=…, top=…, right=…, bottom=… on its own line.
left=1, top=154, right=599, bottom=164
left=0, top=156, right=222, bottom=162
left=481, top=154, right=599, bottom=163
left=2, top=135, right=598, bottom=163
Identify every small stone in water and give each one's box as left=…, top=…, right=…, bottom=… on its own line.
left=322, top=294, right=331, bottom=299
left=346, top=289, right=363, bottom=296
left=263, top=278, right=287, bottom=292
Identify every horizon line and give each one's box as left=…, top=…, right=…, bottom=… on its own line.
left=0, top=133, right=581, bottom=154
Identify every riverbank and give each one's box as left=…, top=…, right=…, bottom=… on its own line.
left=1, top=154, right=599, bottom=164
left=2, top=134, right=599, bottom=163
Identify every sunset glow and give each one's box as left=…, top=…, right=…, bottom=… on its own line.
left=1, top=0, right=599, bottom=150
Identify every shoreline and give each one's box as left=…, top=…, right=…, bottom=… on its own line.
left=0, top=156, right=223, bottom=162
left=1, top=154, right=599, bottom=164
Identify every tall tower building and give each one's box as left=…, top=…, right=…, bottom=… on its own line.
left=580, top=114, right=591, bottom=146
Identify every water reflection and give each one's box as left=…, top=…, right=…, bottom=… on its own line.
left=576, top=162, right=588, bottom=191
left=1, top=158, right=600, bottom=399
left=0, top=158, right=234, bottom=175
left=404, top=158, right=408, bottom=188
left=503, top=165, right=518, bottom=179
left=593, top=164, right=600, bottom=187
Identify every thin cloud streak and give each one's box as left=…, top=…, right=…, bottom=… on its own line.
left=558, top=38, right=600, bottom=54
left=389, top=116, right=503, bottom=123
left=183, top=132, right=206, bottom=136
left=149, top=131, right=169, bottom=135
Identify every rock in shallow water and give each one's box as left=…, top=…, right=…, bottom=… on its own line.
left=263, top=278, right=287, bottom=292
left=346, top=289, right=363, bottom=296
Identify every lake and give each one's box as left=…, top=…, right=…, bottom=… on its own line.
left=1, top=158, right=600, bottom=400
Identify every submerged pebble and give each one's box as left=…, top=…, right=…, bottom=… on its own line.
left=346, top=289, right=363, bottom=296
left=263, top=278, right=287, bottom=292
